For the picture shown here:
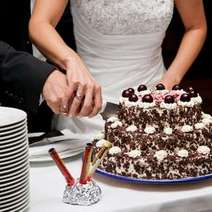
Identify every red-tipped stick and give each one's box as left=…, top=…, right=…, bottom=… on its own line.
left=79, top=143, right=93, bottom=184
left=49, top=148, right=75, bottom=186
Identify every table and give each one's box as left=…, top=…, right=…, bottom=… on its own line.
left=29, top=154, right=212, bottom=212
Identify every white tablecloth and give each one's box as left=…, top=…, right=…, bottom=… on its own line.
left=29, top=154, right=212, bottom=212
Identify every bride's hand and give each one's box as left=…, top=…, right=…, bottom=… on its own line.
left=160, top=72, right=181, bottom=90
left=64, top=53, right=102, bottom=117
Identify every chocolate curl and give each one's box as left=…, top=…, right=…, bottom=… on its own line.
left=49, top=148, right=75, bottom=186
left=89, top=140, right=112, bottom=177
left=88, top=148, right=109, bottom=177
left=92, top=140, right=112, bottom=166
left=79, top=143, right=93, bottom=184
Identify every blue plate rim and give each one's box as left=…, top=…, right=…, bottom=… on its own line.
left=96, top=168, right=212, bottom=184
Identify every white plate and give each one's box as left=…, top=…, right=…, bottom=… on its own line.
left=0, top=147, right=28, bottom=164
left=0, top=136, right=27, bottom=149
left=0, top=160, right=29, bottom=176
left=0, top=107, right=26, bottom=127
left=0, top=133, right=27, bottom=145
left=0, top=155, right=28, bottom=172
left=0, top=124, right=26, bottom=136
left=0, top=177, right=29, bottom=195
left=0, top=142, right=28, bottom=158
left=0, top=154, right=29, bottom=172
left=29, top=148, right=83, bottom=162
left=0, top=138, right=28, bottom=154
left=0, top=128, right=27, bottom=141
left=0, top=149, right=29, bottom=167
left=0, top=197, right=29, bottom=212
left=0, top=190, right=29, bottom=209
left=0, top=195, right=29, bottom=212
left=30, top=145, right=84, bottom=157
left=0, top=118, right=26, bottom=129
left=0, top=119, right=26, bottom=132
left=0, top=184, right=29, bottom=201
left=0, top=167, right=29, bottom=183
left=29, top=138, right=85, bottom=155
left=0, top=177, right=28, bottom=193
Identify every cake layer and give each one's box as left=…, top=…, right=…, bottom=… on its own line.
left=92, top=85, right=212, bottom=180
left=118, top=100, right=202, bottom=129
left=99, top=152, right=212, bottom=179
left=104, top=120, right=212, bottom=154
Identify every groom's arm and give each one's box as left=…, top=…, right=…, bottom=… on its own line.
left=0, top=41, right=56, bottom=114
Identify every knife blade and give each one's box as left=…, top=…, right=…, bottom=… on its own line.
left=100, top=102, right=120, bottom=121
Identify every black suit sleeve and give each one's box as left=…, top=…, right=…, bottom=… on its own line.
left=0, top=41, right=56, bottom=117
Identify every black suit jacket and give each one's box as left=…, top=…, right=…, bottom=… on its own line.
left=0, top=1, right=75, bottom=132
left=0, top=41, right=56, bottom=132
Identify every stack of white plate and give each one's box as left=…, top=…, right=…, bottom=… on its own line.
left=0, top=107, right=29, bottom=212
left=29, top=129, right=86, bottom=162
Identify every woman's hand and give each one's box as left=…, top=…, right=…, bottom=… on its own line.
left=160, top=0, right=207, bottom=90
left=159, top=72, right=181, bottom=90
left=30, top=0, right=102, bottom=118
left=64, top=53, right=102, bottom=117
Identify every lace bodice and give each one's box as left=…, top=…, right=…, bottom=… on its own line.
left=71, top=0, right=174, bottom=35
left=56, top=0, right=175, bottom=137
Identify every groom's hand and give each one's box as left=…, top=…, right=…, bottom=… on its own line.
left=42, top=70, right=69, bottom=114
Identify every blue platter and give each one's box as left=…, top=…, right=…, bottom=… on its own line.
left=96, top=169, right=212, bottom=184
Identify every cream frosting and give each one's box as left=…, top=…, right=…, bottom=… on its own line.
left=139, top=158, right=148, bottom=167
left=126, top=125, right=138, bottom=132
left=163, top=127, right=173, bottom=135
left=111, top=121, right=123, bottom=129
left=126, top=150, right=141, bottom=158
left=107, top=116, right=119, bottom=122
left=177, top=149, right=189, bottom=158
left=94, top=131, right=105, bottom=140
left=202, top=113, right=212, bottom=120
left=136, top=89, right=151, bottom=96
left=197, top=146, right=210, bottom=155
left=144, top=126, right=156, bottom=134
left=202, top=118, right=212, bottom=125
left=138, top=101, right=156, bottom=109
left=154, top=89, right=169, bottom=95
left=154, top=150, right=168, bottom=162
left=181, top=125, right=193, bottom=133
left=194, top=123, right=205, bottom=130
left=96, top=139, right=108, bottom=148
left=160, top=102, right=177, bottom=110
left=178, top=100, right=194, bottom=107
left=109, top=146, right=122, bottom=155
left=119, top=97, right=128, bottom=104
left=191, top=95, right=202, bottom=105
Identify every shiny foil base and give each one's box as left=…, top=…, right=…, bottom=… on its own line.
left=63, top=179, right=101, bottom=206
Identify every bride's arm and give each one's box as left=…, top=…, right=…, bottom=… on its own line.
left=29, top=0, right=102, bottom=117
left=160, top=0, right=207, bottom=89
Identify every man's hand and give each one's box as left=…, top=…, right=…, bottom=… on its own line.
left=42, top=70, right=69, bottom=114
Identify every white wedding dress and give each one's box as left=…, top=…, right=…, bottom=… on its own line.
left=53, top=0, right=174, bottom=141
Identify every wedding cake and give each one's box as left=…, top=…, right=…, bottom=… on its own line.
left=93, top=84, right=212, bottom=179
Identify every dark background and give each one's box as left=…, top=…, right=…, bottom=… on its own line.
left=163, top=0, right=212, bottom=79
left=0, top=0, right=211, bottom=112
left=0, top=0, right=211, bottom=78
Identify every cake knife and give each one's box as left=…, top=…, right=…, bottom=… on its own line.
left=100, top=102, right=120, bottom=121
